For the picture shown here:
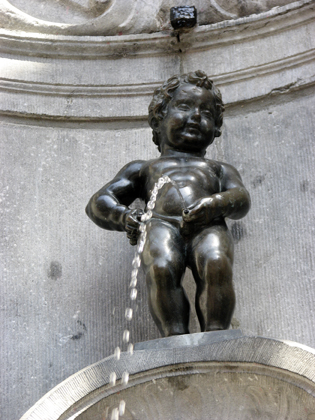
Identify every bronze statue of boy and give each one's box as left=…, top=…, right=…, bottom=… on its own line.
left=86, top=70, right=250, bottom=337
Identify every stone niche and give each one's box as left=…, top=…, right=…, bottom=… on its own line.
left=1, top=1, right=315, bottom=420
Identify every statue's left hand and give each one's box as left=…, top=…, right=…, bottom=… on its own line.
left=125, top=209, right=144, bottom=245
left=182, top=197, right=217, bottom=227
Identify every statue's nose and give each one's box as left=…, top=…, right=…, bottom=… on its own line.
left=190, top=107, right=201, bottom=121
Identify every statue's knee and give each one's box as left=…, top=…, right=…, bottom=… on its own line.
left=209, top=249, right=232, bottom=265
left=146, top=261, right=170, bottom=287
left=204, top=251, right=233, bottom=277
left=146, top=258, right=183, bottom=289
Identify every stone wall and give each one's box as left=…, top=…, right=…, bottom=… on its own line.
left=1, top=1, right=314, bottom=419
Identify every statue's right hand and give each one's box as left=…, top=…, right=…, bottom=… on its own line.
left=125, top=209, right=143, bottom=246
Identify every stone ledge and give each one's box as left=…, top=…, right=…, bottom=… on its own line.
left=135, top=329, right=243, bottom=350
left=1, top=0, right=314, bottom=120
left=1, top=49, right=314, bottom=98
left=1, top=67, right=314, bottom=120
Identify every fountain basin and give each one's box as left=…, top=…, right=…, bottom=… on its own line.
left=21, top=331, right=315, bottom=420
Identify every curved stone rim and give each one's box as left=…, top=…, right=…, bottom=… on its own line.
left=60, top=362, right=315, bottom=420
left=20, top=335, right=315, bottom=420
left=0, top=0, right=313, bottom=58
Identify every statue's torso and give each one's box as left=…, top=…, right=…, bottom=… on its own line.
left=141, top=157, right=221, bottom=217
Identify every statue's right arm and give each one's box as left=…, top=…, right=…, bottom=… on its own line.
left=86, top=160, right=145, bottom=232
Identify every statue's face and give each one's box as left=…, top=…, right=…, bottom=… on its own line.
left=159, top=83, right=217, bottom=154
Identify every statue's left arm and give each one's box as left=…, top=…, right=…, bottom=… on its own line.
left=214, top=163, right=251, bottom=220
left=183, top=163, right=251, bottom=224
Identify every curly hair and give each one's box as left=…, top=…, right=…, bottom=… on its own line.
left=148, top=70, right=225, bottom=152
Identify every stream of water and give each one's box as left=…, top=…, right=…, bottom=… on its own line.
left=109, top=175, right=187, bottom=419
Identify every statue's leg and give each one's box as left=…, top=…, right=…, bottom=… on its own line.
left=141, top=219, right=189, bottom=337
left=188, top=224, right=235, bottom=331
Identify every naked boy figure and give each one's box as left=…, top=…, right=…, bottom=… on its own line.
left=86, top=70, right=251, bottom=337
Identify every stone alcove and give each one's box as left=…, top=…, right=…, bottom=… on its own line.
left=0, top=1, right=314, bottom=418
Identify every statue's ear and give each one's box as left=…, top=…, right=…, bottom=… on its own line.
left=214, top=128, right=221, bottom=138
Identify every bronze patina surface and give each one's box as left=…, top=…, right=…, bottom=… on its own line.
left=86, top=71, right=251, bottom=337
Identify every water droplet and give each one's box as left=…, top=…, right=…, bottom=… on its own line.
left=141, top=213, right=150, bottom=222
left=127, top=343, right=134, bottom=355
left=122, top=371, right=129, bottom=385
left=130, top=288, right=137, bottom=300
left=153, top=185, right=159, bottom=193
left=157, top=178, right=166, bottom=188
left=137, top=239, right=145, bottom=253
left=132, top=256, right=141, bottom=268
left=141, top=231, right=147, bottom=241
left=109, top=372, right=116, bottom=386
left=125, top=308, right=133, bottom=321
left=123, top=329, right=130, bottom=343
left=129, top=277, right=137, bottom=288
left=119, top=400, right=126, bottom=416
left=114, top=346, right=121, bottom=360
left=111, top=407, right=119, bottom=420
left=130, top=266, right=138, bottom=287
left=147, top=200, right=155, bottom=210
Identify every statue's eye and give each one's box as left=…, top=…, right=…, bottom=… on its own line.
left=176, top=103, right=190, bottom=111
left=202, top=109, right=213, bottom=117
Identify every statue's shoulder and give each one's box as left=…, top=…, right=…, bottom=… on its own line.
left=212, top=162, right=245, bottom=189
left=204, top=159, right=242, bottom=182
left=118, top=159, right=146, bottom=176
left=204, top=158, right=224, bottom=174
left=139, top=157, right=165, bottom=171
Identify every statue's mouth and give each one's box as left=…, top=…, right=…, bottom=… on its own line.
left=186, top=123, right=200, bottom=131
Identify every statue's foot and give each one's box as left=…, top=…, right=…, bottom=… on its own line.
left=204, top=323, right=227, bottom=332
left=163, top=325, right=190, bottom=337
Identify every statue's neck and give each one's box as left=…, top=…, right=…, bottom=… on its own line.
left=160, top=147, right=205, bottom=159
